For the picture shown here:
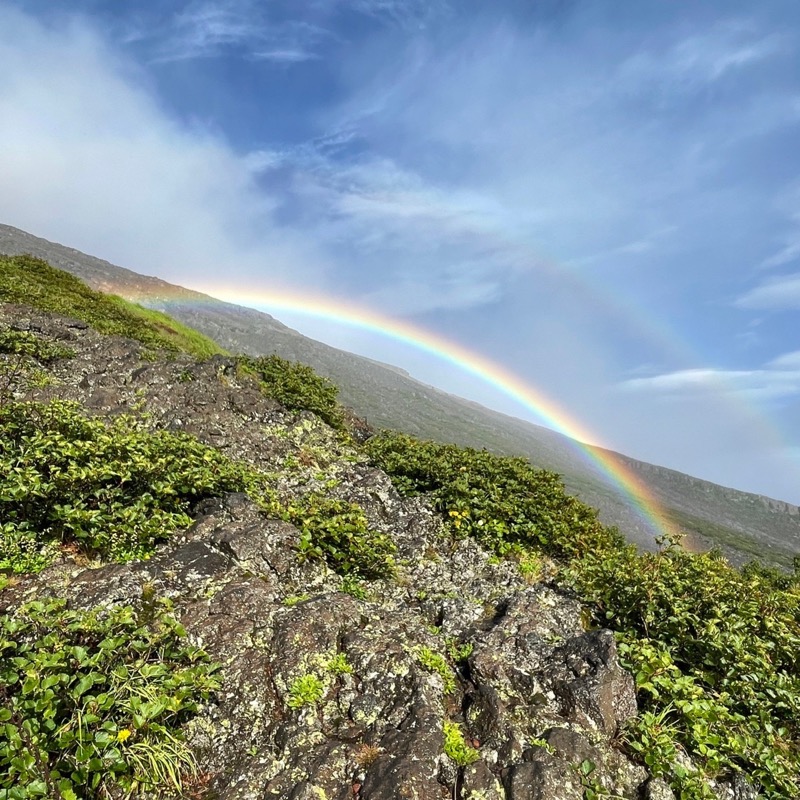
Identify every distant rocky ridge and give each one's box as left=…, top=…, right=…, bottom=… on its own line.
left=3, top=222, right=799, bottom=566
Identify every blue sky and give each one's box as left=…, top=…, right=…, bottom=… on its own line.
left=2, top=0, right=800, bottom=502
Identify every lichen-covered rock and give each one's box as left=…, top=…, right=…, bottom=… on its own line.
left=643, top=778, right=677, bottom=800
left=713, top=774, right=760, bottom=800
left=462, top=760, right=505, bottom=800
left=549, top=629, right=638, bottom=735
left=503, top=749, right=583, bottom=800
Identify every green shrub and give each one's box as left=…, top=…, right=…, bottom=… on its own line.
left=365, top=431, right=622, bottom=559
left=0, top=399, right=249, bottom=570
left=0, top=328, right=75, bottom=364
left=288, top=494, right=395, bottom=579
left=0, top=596, right=219, bottom=799
left=0, top=254, right=225, bottom=359
left=238, top=354, right=346, bottom=431
left=573, top=538, right=800, bottom=798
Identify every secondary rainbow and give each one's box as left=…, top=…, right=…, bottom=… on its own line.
left=164, top=285, right=679, bottom=541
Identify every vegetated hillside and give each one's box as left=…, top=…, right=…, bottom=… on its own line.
left=1, top=268, right=799, bottom=800
left=0, top=252, right=226, bottom=360
left=2, top=222, right=799, bottom=566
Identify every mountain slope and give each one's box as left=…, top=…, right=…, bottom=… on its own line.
left=2, top=293, right=799, bottom=799
left=2, top=222, right=799, bottom=565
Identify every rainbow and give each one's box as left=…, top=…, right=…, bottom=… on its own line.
left=158, top=284, right=680, bottom=542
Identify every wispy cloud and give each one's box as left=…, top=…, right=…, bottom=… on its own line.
left=618, top=20, right=785, bottom=91
left=361, top=272, right=501, bottom=315
left=621, top=354, right=800, bottom=402
left=252, top=48, right=319, bottom=63
left=0, top=5, right=330, bottom=290
left=736, top=273, right=800, bottom=309
left=567, top=227, right=678, bottom=268
left=346, top=0, right=450, bottom=28
left=249, top=145, right=539, bottom=313
left=757, top=184, right=800, bottom=270
left=160, top=1, right=255, bottom=59
left=768, top=350, right=800, bottom=369
left=148, top=0, right=448, bottom=63
left=759, top=238, right=800, bottom=270
left=152, top=1, right=328, bottom=62
left=670, top=25, right=784, bottom=82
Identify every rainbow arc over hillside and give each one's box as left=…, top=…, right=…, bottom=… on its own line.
left=158, top=285, right=680, bottom=542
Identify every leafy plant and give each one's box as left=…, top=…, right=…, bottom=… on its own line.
left=288, top=494, right=395, bottom=579
left=0, top=399, right=249, bottom=571
left=365, top=432, right=622, bottom=560
left=442, top=721, right=479, bottom=767
left=287, top=674, right=324, bottom=709
left=0, top=328, right=75, bottom=364
left=573, top=537, right=800, bottom=798
left=0, top=597, right=219, bottom=799
left=415, top=646, right=456, bottom=694
left=340, top=574, right=368, bottom=600
left=446, top=639, right=473, bottom=663
left=326, top=653, right=353, bottom=676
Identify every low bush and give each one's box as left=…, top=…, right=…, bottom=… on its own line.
left=365, top=431, right=623, bottom=559
left=238, top=354, right=346, bottom=432
left=287, top=493, right=395, bottom=579
left=0, top=399, right=248, bottom=571
left=574, top=538, right=800, bottom=798
left=0, top=328, right=75, bottom=364
left=0, top=596, right=219, bottom=799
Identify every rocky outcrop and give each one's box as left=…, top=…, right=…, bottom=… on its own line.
left=2, top=304, right=653, bottom=799
left=5, top=493, right=646, bottom=799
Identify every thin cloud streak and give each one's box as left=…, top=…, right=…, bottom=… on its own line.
left=621, top=355, right=800, bottom=403
left=150, top=1, right=330, bottom=63
left=736, top=273, right=800, bottom=309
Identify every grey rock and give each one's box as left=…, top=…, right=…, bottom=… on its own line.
left=461, top=760, right=505, bottom=800
left=504, top=751, right=583, bottom=800
left=713, top=773, right=760, bottom=800
left=540, top=727, right=600, bottom=765
left=643, top=778, right=677, bottom=800
left=549, top=629, right=638, bottom=734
